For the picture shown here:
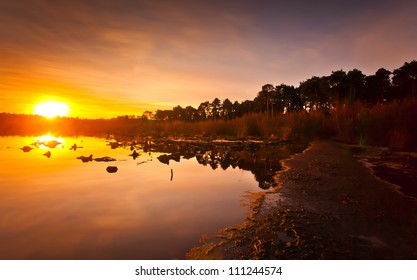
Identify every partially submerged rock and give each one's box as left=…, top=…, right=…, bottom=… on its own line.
left=77, top=154, right=93, bottom=163
left=106, top=166, right=118, bottom=173
left=20, top=146, right=33, bottom=152
left=94, top=156, right=116, bottom=162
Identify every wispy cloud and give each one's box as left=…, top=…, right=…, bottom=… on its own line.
left=1, top=0, right=416, bottom=117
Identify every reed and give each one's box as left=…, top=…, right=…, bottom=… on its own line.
left=2, top=98, right=416, bottom=150
left=153, top=97, right=417, bottom=150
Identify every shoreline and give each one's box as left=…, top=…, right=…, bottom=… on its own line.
left=187, top=140, right=417, bottom=259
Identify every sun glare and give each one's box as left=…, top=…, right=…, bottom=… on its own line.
left=34, top=101, right=70, bottom=118
left=35, top=134, right=65, bottom=149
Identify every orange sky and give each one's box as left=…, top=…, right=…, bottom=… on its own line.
left=1, top=0, right=417, bottom=118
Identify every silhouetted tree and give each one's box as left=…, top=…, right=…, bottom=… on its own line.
left=155, top=109, right=174, bottom=121
left=239, top=100, right=254, bottom=115
left=392, top=60, right=417, bottom=100
left=141, top=110, right=155, bottom=120
left=346, top=69, right=365, bottom=102
left=146, top=60, right=415, bottom=126
left=232, top=101, right=241, bottom=118
left=197, top=101, right=210, bottom=120
left=254, top=84, right=275, bottom=116
left=328, top=70, right=348, bottom=102
left=172, top=106, right=185, bottom=121
left=211, top=98, right=222, bottom=120
left=364, top=68, right=392, bottom=104
left=299, top=76, right=330, bottom=112
left=276, top=84, right=302, bottom=113
left=185, top=106, right=197, bottom=122
left=222, top=98, right=233, bottom=121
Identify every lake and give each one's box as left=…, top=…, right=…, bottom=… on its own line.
left=0, top=135, right=305, bottom=259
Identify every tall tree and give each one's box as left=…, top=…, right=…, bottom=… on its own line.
left=222, top=98, right=233, bottom=121
left=328, top=70, right=348, bottom=102
left=197, top=101, right=210, bottom=120
left=155, top=109, right=174, bottom=121
left=172, top=105, right=185, bottom=121
left=232, top=101, right=241, bottom=118
left=141, top=110, right=155, bottom=120
left=346, top=69, right=365, bottom=102
left=275, top=84, right=298, bottom=113
left=254, top=84, right=275, bottom=116
left=392, top=60, right=417, bottom=100
left=211, top=98, right=222, bottom=120
left=184, top=106, right=197, bottom=122
left=298, top=76, right=330, bottom=111
left=239, top=100, right=254, bottom=115
left=364, top=68, right=392, bottom=104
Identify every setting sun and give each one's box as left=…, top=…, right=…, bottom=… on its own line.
left=34, top=101, right=70, bottom=118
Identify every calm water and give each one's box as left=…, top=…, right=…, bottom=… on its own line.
left=0, top=135, right=264, bottom=259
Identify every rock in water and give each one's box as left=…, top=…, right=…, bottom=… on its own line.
left=106, top=166, right=118, bottom=173
left=20, top=146, right=33, bottom=152
left=77, top=154, right=93, bottom=163
left=94, top=156, right=116, bottom=162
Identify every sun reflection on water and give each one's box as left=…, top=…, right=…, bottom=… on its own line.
left=35, top=134, right=65, bottom=149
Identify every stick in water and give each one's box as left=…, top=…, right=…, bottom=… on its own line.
left=170, top=169, right=173, bottom=181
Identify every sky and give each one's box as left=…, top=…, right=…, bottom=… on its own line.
left=1, top=0, right=417, bottom=118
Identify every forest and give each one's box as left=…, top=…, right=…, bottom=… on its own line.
left=1, top=60, right=416, bottom=150
left=151, top=60, right=417, bottom=122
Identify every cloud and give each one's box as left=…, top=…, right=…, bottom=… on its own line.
left=1, top=0, right=417, bottom=117
left=348, top=1, right=417, bottom=73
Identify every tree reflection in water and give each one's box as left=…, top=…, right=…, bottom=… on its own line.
left=134, top=138, right=310, bottom=190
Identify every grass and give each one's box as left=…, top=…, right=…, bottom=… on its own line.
left=2, top=98, right=416, bottom=150
left=150, top=98, right=417, bottom=151
left=128, top=98, right=417, bottom=151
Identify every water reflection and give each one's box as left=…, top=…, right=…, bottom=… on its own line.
left=0, top=135, right=307, bottom=259
left=34, top=134, right=64, bottom=149
left=148, top=139, right=307, bottom=189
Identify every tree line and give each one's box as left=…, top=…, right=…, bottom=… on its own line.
left=150, top=60, right=417, bottom=121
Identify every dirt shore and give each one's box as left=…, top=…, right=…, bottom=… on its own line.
left=187, top=140, right=417, bottom=259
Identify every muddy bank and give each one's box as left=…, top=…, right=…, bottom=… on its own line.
left=187, top=141, right=417, bottom=259
left=349, top=146, right=417, bottom=199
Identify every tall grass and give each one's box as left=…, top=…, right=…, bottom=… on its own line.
left=366, top=99, right=417, bottom=150
left=144, top=98, right=417, bottom=150
left=3, top=98, right=415, bottom=150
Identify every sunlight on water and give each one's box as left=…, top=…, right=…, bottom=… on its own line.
left=0, top=136, right=261, bottom=259
left=35, top=133, right=65, bottom=149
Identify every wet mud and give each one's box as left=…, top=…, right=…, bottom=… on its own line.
left=187, top=141, right=417, bottom=259
left=349, top=146, right=417, bottom=199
